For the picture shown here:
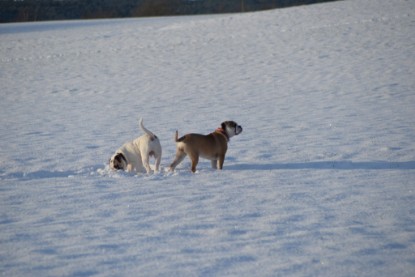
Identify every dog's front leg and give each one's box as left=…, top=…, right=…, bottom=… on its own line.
left=126, top=164, right=134, bottom=172
left=211, top=160, right=218, bottom=169
left=218, top=154, right=225, bottom=170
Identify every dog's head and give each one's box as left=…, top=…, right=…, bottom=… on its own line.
left=221, top=121, right=243, bottom=138
left=109, top=152, right=127, bottom=171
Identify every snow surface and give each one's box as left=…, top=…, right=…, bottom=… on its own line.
left=1, top=0, right=415, bottom=276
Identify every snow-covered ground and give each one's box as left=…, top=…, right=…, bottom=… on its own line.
left=1, top=0, right=415, bottom=276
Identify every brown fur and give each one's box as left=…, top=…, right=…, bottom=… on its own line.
left=169, top=121, right=242, bottom=173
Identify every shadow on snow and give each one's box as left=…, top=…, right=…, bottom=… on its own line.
left=226, top=161, right=415, bottom=170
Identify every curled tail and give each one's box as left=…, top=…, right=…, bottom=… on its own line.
left=139, top=118, right=157, bottom=140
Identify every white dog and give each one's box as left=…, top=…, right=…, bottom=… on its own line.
left=109, top=119, right=162, bottom=174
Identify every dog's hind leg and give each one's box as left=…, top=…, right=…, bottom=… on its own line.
left=141, top=154, right=152, bottom=174
left=154, top=153, right=161, bottom=173
left=169, top=149, right=186, bottom=171
left=190, top=155, right=199, bottom=173
left=211, top=160, right=218, bottom=169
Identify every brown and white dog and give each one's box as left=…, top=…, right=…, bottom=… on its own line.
left=169, top=121, right=243, bottom=172
left=109, top=119, right=162, bottom=174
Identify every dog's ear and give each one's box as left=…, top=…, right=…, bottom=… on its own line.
left=114, top=154, right=121, bottom=163
left=115, top=153, right=127, bottom=163
left=221, top=122, right=227, bottom=130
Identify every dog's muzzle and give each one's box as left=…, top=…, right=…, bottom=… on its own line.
left=236, top=125, right=243, bottom=135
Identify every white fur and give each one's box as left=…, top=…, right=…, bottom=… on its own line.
left=225, top=124, right=243, bottom=138
left=110, top=119, right=162, bottom=174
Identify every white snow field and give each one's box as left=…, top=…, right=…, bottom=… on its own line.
left=1, top=0, right=415, bottom=276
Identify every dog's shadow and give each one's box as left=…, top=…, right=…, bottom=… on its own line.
left=226, top=161, right=415, bottom=171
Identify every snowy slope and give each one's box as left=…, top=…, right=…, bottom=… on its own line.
left=1, top=0, right=415, bottom=276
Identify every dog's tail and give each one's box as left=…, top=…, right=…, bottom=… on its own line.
left=175, top=130, right=186, bottom=142
left=139, top=118, right=157, bottom=140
